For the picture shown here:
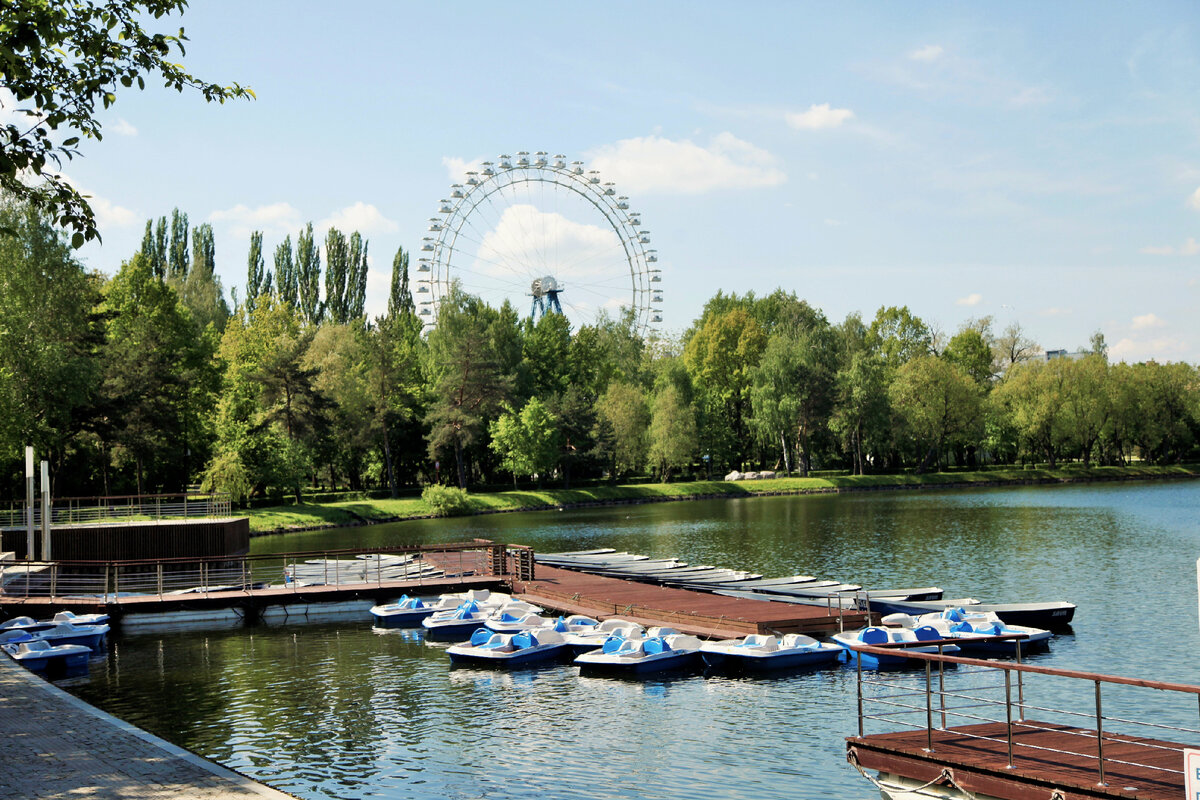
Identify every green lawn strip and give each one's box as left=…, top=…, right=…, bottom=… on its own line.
left=245, top=464, right=1199, bottom=534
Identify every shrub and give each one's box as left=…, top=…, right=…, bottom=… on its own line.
left=421, top=484, right=473, bottom=516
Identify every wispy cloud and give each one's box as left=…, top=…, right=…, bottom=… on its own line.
left=786, top=103, right=855, bottom=130
left=318, top=202, right=398, bottom=235
left=956, top=292, right=983, bottom=307
left=1131, top=312, right=1166, bottom=330
left=110, top=118, right=138, bottom=137
left=1140, top=237, right=1200, bottom=256
left=586, top=133, right=786, bottom=194
left=209, top=202, right=303, bottom=239
left=1189, top=186, right=1200, bottom=210
left=909, top=44, right=944, bottom=62
left=442, top=156, right=485, bottom=183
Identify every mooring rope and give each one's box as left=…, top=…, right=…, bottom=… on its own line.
left=846, top=747, right=981, bottom=800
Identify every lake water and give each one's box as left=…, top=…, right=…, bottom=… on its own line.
left=68, top=480, right=1200, bottom=799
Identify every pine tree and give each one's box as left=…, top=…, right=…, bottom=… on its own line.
left=296, top=222, right=322, bottom=324
left=168, top=208, right=189, bottom=279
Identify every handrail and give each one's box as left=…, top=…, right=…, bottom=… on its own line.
left=849, top=641, right=1200, bottom=695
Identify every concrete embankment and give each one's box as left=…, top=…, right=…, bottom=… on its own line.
left=0, top=657, right=294, bottom=799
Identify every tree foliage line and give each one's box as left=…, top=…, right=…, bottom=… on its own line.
left=0, top=196, right=1197, bottom=502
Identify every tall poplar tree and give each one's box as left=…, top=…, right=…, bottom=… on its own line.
left=346, top=231, right=368, bottom=322
left=388, top=245, right=414, bottom=318
left=245, top=231, right=268, bottom=315
left=274, top=235, right=297, bottom=308
left=296, top=222, right=322, bottom=324
left=324, top=227, right=349, bottom=324
left=168, top=208, right=189, bottom=279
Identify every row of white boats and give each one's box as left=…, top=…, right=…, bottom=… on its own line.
left=0, top=611, right=111, bottom=677
left=536, top=548, right=1077, bottom=630
left=369, top=588, right=1055, bottom=675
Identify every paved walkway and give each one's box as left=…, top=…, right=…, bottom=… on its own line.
left=0, top=657, right=294, bottom=799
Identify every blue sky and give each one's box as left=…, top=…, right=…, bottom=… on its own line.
left=35, top=2, right=1200, bottom=362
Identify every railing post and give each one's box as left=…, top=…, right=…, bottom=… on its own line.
left=50, top=562, right=56, bottom=599
left=1015, top=641, right=1026, bottom=721
left=1004, top=669, right=1015, bottom=767
left=856, top=649, right=864, bottom=738
left=925, top=658, right=934, bottom=751
left=104, top=563, right=110, bottom=600
left=938, top=645, right=947, bottom=729
left=1095, top=680, right=1106, bottom=786
left=113, top=563, right=120, bottom=600
left=157, top=562, right=163, bottom=597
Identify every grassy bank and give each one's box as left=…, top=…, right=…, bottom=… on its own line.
left=245, top=463, right=1200, bottom=535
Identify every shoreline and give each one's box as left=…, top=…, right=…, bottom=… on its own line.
left=247, top=464, right=1200, bottom=537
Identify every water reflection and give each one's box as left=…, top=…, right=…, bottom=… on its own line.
left=69, top=481, right=1200, bottom=800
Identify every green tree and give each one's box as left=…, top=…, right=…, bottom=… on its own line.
left=274, top=236, right=297, bottom=308
left=944, top=329, right=995, bottom=386
left=523, top=312, right=572, bottom=398
left=324, top=228, right=349, bottom=323
left=889, top=356, right=983, bottom=472
left=489, top=398, right=561, bottom=488
left=869, top=305, right=933, bottom=370
left=388, top=245, right=414, bottom=318
left=683, top=307, right=767, bottom=468
left=992, top=360, right=1070, bottom=467
left=346, top=231, right=368, bottom=322
left=296, top=222, right=322, bottom=324
left=175, top=222, right=229, bottom=335
left=168, top=208, right=189, bottom=279
left=594, top=381, right=650, bottom=478
left=647, top=383, right=696, bottom=481
left=0, top=1, right=252, bottom=245
left=424, top=288, right=513, bottom=488
left=0, top=197, right=102, bottom=478
left=245, top=230, right=270, bottom=315
left=750, top=325, right=835, bottom=476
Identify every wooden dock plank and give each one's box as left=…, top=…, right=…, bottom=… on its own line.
left=850, top=721, right=1187, bottom=800
left=514, top=564, right=868, bottom=638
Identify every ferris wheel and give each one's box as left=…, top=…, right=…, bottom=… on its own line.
left=416, top=151, right=662, bottom=333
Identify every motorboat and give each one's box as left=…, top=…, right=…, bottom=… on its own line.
left=446, top=628, right=571, bottom=666
left=1, top=633, right=91, bottom=676
left=831, top=625, right=960, bottom=670
left=700, top=633, right=843, bottom=672
left=574, top=633, right=703, bottom=674
left=369, top=595, right=439, bottom=628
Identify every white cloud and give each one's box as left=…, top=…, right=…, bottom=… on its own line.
left=1188, top=186, right=1200, bottom=210
left=209, top=202, right=303, bottom=239
left=474, top=204, right=618, bottom=283
left=1131, top=313, right=1166, bottom=330
left=319, top=201, right=398, bottom=235
left=956, top=292, right=983, bottom=306
left=1109, top=336, right=1189, bottom=363
left=786, top=103, right=855, bottom=130
left=110, top=118, right=137, bottom=137
left=1008, top=87, right=1052, bottom=108
left=585, top=133, right=786, bottom=194
left=1139, top=238, right=1200, bottom=256
left=89, top=193, right=138, bottom=229
left=1140, top=244, right=1176, bottom=255
left=442, top=156, right=484, bottom=183
left=909, top=44, right=944, bottom=62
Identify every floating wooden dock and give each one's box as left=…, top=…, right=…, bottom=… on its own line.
left=513, top=564, right=870, bottom=639
left=845, top=644, right=1198, bottom=800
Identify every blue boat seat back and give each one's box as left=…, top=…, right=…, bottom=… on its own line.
left=860, top=627, right=890, bottom=645
left=914, top=625, right=941, bottom=642
left=470, top=628, right=493, bottom=646
left=941, top=607, right=968, bottom=622
left=613, top=638, right=643, bottom=656
left=952, top=621, right=976, bottom=633
left=395, top=594, right=410, bottom=607
left=601, top=636, right=626, bottom=654
left=512, top=632, right=536, bottom=649
left=642, top=638, right=664, bottom=655
left=978, top=621, right=1004, bottom=636
left=553, top=618, right=568, bottom=633
left=498, top=612, right=522, bottom=623
left=453, top=602, right=479, bottom=619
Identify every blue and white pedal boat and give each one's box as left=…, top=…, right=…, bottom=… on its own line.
left=831, top=625, right=959, bottom=670
left=574, top=633, right=703, bottom=674
left=1, top=633, right=91, bottom=675
left=369, top=595, right=439, bottom=628
left=700, top=633, right=843, bottom=672
left=562, top=618, right=644, bottom=653
left=447, top=628, right=571, bottom=667
left=886, top=608, right=1052, bottom=655
left=421, top=600, right=541, bottom=641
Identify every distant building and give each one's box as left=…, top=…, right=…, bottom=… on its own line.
left=1045, top=349, right=1087, bottom=361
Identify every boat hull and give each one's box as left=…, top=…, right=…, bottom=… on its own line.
left=447, top=644, right=570, bottom=667
left=701, top=647, right=842, bottom=672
